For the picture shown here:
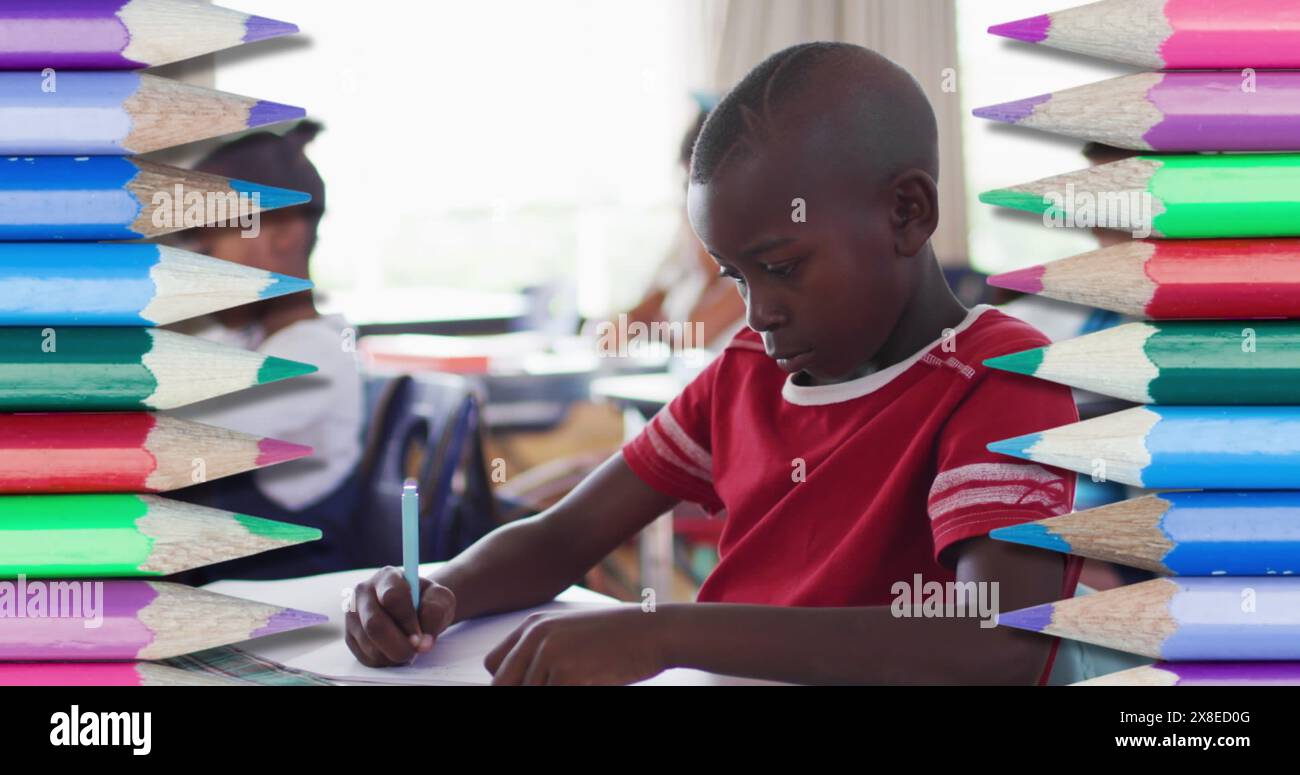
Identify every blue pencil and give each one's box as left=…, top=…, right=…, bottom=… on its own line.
left=0, top=156, right=309, bottom=240
left=403, top=479, right=420, bottom=613
left=0, top=243, right=311, bottom=326
left=0, top=72, right=304, bottom=155
left=991, top=491, right=1300, bottom=576
left=999, top=577, right=1300, bottom=661
left=988, top=405, right=1300, bottom=489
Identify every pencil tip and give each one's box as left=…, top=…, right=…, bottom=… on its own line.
left=989, top=522, right=1071, bottom=554
left=260, top=272, right=314, bottom=300
left=979, top=188, right=1050, bottom=214
left=242, top=14, right=300, bottom=44
left=252, top=607, right=328, bottom=639
left=257, top=355, right=317, bottom=385
left=986, top=433, right=1039, bottom=461
left=983, top=347, right=1045, bottom=377
left=256, top=437, right=314, bottom=467
left=232, top=513, right=323, bottom=544
left=997, top=602, right=1055, bottom=632
left=988, top=264, right=1045, bottom=294
left=227, top=179, right=312, bottom=211
left=972, top=93, right=1050, bottom=124
left=247, top=100, right=307, bottom=129
left=989, top=15, right=1050, bottom=43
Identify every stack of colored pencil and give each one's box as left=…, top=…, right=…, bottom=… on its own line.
left=0, top=1, right=328, bottom=683
left=977, top=0, right=1300, bottom=686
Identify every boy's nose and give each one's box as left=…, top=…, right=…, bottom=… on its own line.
left=745, top=294, right=786, bottom=332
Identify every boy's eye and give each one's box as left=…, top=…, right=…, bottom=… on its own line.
left=718, top=268, right=745, bottom=285
left=764, top=258, right=801, bottom=278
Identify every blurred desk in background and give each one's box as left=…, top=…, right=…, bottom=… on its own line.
left=590, top=372, right=694, bottom=604
left=322, top=286, right=531, bottom=337
left=360, top=332, right=671, bottom=431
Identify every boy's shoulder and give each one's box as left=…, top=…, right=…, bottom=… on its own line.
left=957, top=305, right=1055, bottom=362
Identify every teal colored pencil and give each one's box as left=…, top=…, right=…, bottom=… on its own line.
left=403, top=479, right=420, bottom=611
left=984, top=320, right=1300, bottom=404
left=0, top=327, right=315, bottom=411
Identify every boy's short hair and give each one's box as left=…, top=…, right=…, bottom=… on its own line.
left=690, top=42, right=938, bottom=187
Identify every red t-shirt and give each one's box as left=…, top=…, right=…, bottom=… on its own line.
left=622, top=304, right=1082, bottom=685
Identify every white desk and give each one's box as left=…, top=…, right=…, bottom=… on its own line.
left=208, top=564, right=778, bottom=686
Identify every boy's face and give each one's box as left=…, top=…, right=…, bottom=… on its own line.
left=687, top=151, right=913, bottom=385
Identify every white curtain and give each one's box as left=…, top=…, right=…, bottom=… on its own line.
left=686, top=0, right=969, bottom=266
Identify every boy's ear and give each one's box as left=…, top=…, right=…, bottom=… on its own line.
left=889, top=169, right=939, bottom=258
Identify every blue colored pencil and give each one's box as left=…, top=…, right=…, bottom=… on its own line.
left=0, top=243, right=311, bottom=326
left=0, top=156, right=309, bottom=240
left=0, top=72, right=304, bottom=155
left=988, top=405, right=1300, bottom=489
left=991, top=491, right=1300, bottom=576
left=999, top=577, right=1300, bottom=661
left=402, top=479, right=420, bottom=612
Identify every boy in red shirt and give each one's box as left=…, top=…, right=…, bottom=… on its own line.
left=346, top=42, right=1080, bottom=684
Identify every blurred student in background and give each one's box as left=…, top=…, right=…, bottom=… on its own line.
left=603, top=105, right=746, bottom=352
left=170, top=121, right=365, bottom=582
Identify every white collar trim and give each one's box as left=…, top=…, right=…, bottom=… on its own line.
left=781, top=305, right=995, bottom=407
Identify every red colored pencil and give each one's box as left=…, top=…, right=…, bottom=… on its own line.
left=990, top=239, right=1300, bottom=319
left=0, top=412, right=310, bottom=493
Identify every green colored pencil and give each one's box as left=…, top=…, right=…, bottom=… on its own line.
left=981, top=153, right=1300, bottom=238
left=0, top=493, right=321, bottom=578
left=985, top=320, right=1300, bottom=404
left=0, top=327, right=315, bottom=410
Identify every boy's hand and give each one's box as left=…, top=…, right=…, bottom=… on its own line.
left=345, top=566, right=457, bottom=667
left=484, top=606, right=669, bottom=685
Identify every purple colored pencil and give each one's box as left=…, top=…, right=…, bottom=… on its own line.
left=0, top=580, right=326, bottom=661
left=975, top=71, right=1300, bottom=152
left=1076, top=661, right=1300, bottom=686
left=0, top=0, right=299, bottom=70
left=999, top=577, right=1300, bottom=661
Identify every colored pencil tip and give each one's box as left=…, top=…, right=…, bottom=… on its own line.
left=251, top=607, right=329, bottom=639
left=989, top=522, right=1071, bottom=554
left=247, top=100, right=307, bottom=129
left=972, top=93, right=1050, bottom=124
left=978, top=188, right=1051, bottom=215
left=996, top=602, right=1054, bottom=632
left=988, top=14, right=1050, bottom=43
left=256, top=437, right=315, bottom=467
left=988, top=264, right=1045, bottom=294
left=256, top=355, right=317, bottom=385
left=985, top=433, right=1040, bottom=461
left=242, top=14, right=300, bottom=44
left=232, top=513, right=323, bottom=544
left=227, top=179, right=312, bottom=212
left=983, top=347, right=1045, bottom=377
left=260, top=271, right=314, bottom=300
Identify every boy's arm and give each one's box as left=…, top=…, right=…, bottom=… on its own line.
left=484, top=535, right=1065, bottom=685
left=346, top=453, right=678, bottom=666
left=431, top=452, right=678, bottom=622
left=657, top=536, right=1064, bottom=684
